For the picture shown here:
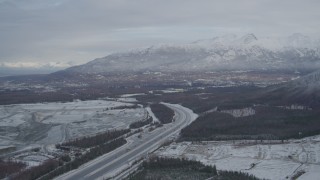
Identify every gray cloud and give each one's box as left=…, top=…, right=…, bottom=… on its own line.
left=0, top=0, right=320, bottom=70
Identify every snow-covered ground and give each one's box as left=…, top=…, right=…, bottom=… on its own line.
left=120, top=93, right=146, bottom=98
left=0, top=99, right=145, bottom=153
left=221, top=107, right=255, bottom=117
left=156, top=136, right=320, bottom=180
left=146, top=107, right=159, bottom=123
left=14, top=152, right=54, bottom=167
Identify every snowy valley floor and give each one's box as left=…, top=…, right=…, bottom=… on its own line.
left=155, top=136, right=320, bottom=180
left=0, top=98, right=145, bottom=166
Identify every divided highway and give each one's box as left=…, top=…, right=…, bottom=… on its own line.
left=55, top=103, right=197, bottom=180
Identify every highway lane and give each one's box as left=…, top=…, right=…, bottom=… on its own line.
left=55, top=103, right=196, bottom=180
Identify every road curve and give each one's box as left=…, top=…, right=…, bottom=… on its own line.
left=55, top=103, right=197, bottom=180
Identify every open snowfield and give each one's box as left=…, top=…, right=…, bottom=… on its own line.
left=0, top=99, right=145, bottom=153
left=156, top=136, right=320, bottom=180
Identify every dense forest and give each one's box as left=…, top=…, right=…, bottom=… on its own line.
left=181, top=106, right=320, bottom=141
left=138, top=88, right=320, bottom=141
left=137, top=86, right=260, bottom=114
left=128, top=157, right=260, bottom=180
left=150, top=104, right=175, bottom=124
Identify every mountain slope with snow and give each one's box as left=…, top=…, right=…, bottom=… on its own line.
left=64, top=33, right=320, bottom=74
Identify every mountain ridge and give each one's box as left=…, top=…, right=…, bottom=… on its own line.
left=64, top=33, right=320, bottom=74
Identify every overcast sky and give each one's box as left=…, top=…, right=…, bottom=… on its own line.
left=1, top=0, right=320, bottom=71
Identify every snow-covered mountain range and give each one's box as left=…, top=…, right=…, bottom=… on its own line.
left=65, top=33, right=320, bottom=74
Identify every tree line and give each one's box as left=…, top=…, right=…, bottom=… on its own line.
left=143, top=156, right=217, bottom=174
left=129, top=117, right=153, bottom=129
left=107, top=104, right=140, bottom=110
left=58, top=129, right=130, bottom=148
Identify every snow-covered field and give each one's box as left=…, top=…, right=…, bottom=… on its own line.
left=0, top=99, right=145, bottom=152
left=156, top=136, right=320, bottom=180
left=14, top=152, right=54, bottom=166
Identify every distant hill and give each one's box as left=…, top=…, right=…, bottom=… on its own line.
left=259, top=70, right=320, bottom=108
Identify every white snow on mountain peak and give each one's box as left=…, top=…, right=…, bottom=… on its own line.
left=238, top=33, right=258, bottom=44
left=65, top=33, right=320, bottom=74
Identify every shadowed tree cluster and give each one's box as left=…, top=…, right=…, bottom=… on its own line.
left=150, top=104, right=175, bottom=124
left=0, top=159, right=26, bottom=179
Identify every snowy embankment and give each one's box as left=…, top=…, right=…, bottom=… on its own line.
left=146, top=107, right=160, bottom=123
left=156, top=136, right=320, bottom=180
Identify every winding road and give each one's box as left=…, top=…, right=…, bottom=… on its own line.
left=55, top=103, right=197, bottom=180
